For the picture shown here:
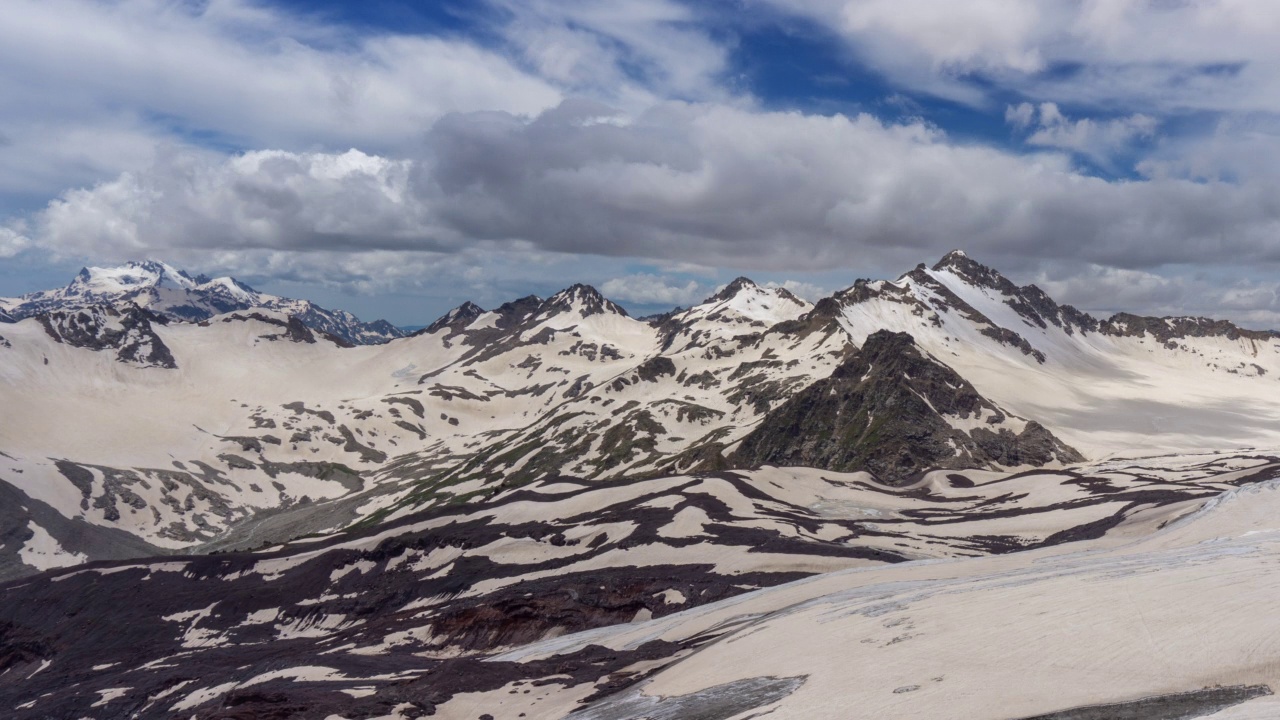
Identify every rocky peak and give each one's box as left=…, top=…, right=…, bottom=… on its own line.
left=3, top=261, right=404, bottom=346
left=707, top=277, right=759, bottom=304
left=66, top=260, right=198, bottom=297
left=915, top=252, right=1097, bottom=338
left=541, top=284, right=628, bottom=319
left=928, top=250, right=1019, bottom=294
left=198, top=275, right=258, bottom=297
left=490, top=295, right=544, bottom=330
left=36, top=304, right=177, bottom=369
left=421, top=301, right=485, bottom=336
left=728, top=329, right=1081, bottom=484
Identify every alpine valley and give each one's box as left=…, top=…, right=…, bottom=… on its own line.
left=2, top=251, right=1280, bottom=719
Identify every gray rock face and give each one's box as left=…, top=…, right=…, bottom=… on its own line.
left=1099, top=312, right=1278, bottom=344
left=541, top=284, right=628, bottom=318
left=419, top=301, right=485, bottom=336
left=36, top=305, right=177, bottom=369
left=729, top=330, right=1082, bottom=484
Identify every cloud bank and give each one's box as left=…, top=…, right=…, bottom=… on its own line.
left=27, top=101, right=1280, bottom=276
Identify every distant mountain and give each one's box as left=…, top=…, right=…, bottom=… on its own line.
left=0, top=260, right=404, bottom=345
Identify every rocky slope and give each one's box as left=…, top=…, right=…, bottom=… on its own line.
left=0, top=260, right=402, bottom=345
left=730, top=329, right=1082, bottom=483
left=35, top=304, right=176, bottom=369
left=3, top=453, right=1274, bottom=719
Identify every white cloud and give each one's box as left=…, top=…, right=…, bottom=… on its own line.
left=761, top=0, right=1280, bottom=117
left=36, top=149, right=434, bottom=260
left=1007, top=102, right=1157, bottom=165
left=764, top=280, right=829, bottom=301
left=27, top=99, right=1280, bottom=283
left=755, top=0, right=1055, bottom=105
left=1035, top=264, right=1280, bottom=328
left=496, top=0, right=732, bottom=107
left=839, top=0, right=1045, bottom=73
left=0, top=0, right=562, bottom=203
left=600, top=274, right=703, bottom=305
left=1004, top=102, right=1036, bottom=129
left=0, top=224, right=30, bottom=259
left=1035, top=265, right=1191, bottom=314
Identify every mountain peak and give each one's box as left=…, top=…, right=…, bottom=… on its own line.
left=931, top=249, right=981, bottom=274
left=543, top=284, right=628, bottom=318
left=422, top=301, right=485, bottom=335
left=928, top=250, right=1018, bottom=294
left=729, top=328, right=1082, bottom=484
left=707, top=276, right=759, bottom=304
left=69, top=259, right=198, bottom=296
left=5, top=260, right=403, bottom=345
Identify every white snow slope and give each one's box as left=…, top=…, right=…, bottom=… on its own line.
left=484, top=455, right=1280, bottom=720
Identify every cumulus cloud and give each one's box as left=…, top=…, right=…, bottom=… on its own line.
left=839, top=0, right=1045, bottom=73
left=600, top=274, right=703, bottom=305
left=1007, top=102, right=1157, bottom=165
left=761, top=0, right=1280, bottom=117
left=1036, top=264, right=1280, bottom=328
left=24, top=99, right=1280, bottom=283
left=1004, top=102, right=1036, bottom=130
left=9, top=1, right=1280, bottom=326
left=0, top=224, right=30, bottom=259
left=1035, top=266, right=1194, bottom=315
left=763, top=280, right=829, bottom=301
left=496, top=0, right=731, bottom=107
left=0, top=0, right=562, bottom=203
left=36, top=149, right=434, bottom=259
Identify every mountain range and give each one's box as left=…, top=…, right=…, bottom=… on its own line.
left=1, top=251, right=1279, bottom=718
left=0, top=260, right=404, bottom=346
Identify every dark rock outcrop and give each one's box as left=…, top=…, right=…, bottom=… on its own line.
left=36, top=305, right=177, bottom=369
left=541, top=284, right=629, bottom=319
left=1099, top=312, right=1278, bottom=344
left=418, top=301, right=485, bottom=336
left=729, top=330, right=1082, bottom=484
left=707, top=276, right=759, bottom=304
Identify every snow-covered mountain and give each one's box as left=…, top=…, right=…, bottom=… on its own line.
left=0, top=251, right=1277, bottom=580
left=0, top=260, right=404, bottom=345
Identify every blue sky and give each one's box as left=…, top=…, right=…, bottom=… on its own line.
left=3, top=0, right=1280, bottom=326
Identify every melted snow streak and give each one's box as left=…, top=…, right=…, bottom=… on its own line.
left=0, top=455, right=1278, bottom=718
left=571, top=675, right=808, bottom=720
